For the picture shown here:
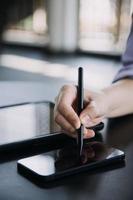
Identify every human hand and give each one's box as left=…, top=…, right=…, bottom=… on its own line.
left=54, top=85, right=108, bottom=138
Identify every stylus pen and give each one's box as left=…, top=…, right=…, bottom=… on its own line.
left=77, top=67, right=84, bottom=156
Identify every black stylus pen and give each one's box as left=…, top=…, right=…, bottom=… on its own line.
left=77, top=67, right=84, bottom=156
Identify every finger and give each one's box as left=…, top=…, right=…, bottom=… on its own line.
left=80, top=101, right=104, bottom=127
left=55, top=86, right=81, bottom=129
left=83, top=128, right=95, bottom=138
left=58, top=104, right=80, bottom=129
left=63, top=127, right=95, bottom=139
left=82, top=116, right=103, bottom=128
left=54, top=111, right=75, bottom=135
left=63, top=130, right=76, bottom=138
left=80, top=100, right=99, bottom=119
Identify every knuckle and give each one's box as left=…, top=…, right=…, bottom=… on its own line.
left=61, top=84, right=76, bottom=93
left=88, top=101, right=99, bottom=117
left=61, top=85, right=70, bottom=92
left=69, top=115, right=77, bottom=125
left=64, top=112, right=76, bottom=124
left=54, top=113, right=60, bottom=124
left=58, top=102, right=67, bottom=113
left=89, top=101, right=96, bottom=109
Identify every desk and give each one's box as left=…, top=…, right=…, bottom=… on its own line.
left=0, top=82, right=133, bottom=200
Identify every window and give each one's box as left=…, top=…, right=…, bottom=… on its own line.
left=2, top=0, right=48, bottom=46
left=79, top=0, right=132, bottom=55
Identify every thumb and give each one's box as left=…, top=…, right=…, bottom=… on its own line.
left=80, top=101, right=102, bottom=127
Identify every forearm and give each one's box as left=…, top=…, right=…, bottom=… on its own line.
left=102, top=79, right=133, bottom=118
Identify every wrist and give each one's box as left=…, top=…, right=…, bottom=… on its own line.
left=100, top=88, right=113, bottom=118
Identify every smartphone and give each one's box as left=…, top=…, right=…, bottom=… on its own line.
left=0, top=101, right=60, bottom=152
left=17, top=141, right=125, bottom=183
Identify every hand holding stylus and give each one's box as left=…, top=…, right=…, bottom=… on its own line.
left=54, top=78, right=107, bottom=138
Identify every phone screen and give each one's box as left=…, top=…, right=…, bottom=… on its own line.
left=18, top=141, right=125, bottom=181
left=0, top=102, right=55, bottom=145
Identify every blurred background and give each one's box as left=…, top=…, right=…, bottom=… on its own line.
left=0, top=0, right=132, bottom=101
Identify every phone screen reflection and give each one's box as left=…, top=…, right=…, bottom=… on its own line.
left=55, top=142, right=111, bottom=171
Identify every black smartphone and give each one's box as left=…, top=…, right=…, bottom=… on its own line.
left=0, top=101, right=60, bottom=152
left=17, top=141, right=125, bottom=183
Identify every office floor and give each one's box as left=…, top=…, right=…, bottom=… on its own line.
left=0, top=46, right=121, bottom=100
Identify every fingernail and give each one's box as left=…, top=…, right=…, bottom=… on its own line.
left=84, top=130, right=95, bottom=138
left=75, top=121, right=81, bottom=129
left=81, top=115, right=92, bottom=126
